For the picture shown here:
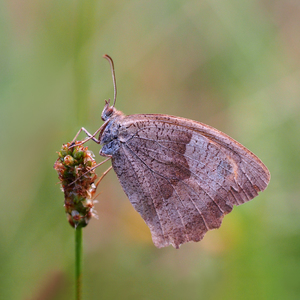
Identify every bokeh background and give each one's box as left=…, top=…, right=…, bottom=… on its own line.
left=1, top=0, right=300, bottom=299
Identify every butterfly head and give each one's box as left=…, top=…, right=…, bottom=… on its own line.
left=101, top=99, right=116, bottom=121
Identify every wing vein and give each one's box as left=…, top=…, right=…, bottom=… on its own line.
left=125, top=125, right=268, bottom=185
left=125, top=143, right=210, bottom=243
left=121, top=146, right=167, bottom=244
left=123, top=144, right=187, bottom=237
left=127, top=144, right=225, bottom=214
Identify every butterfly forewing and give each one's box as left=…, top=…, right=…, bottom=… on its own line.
left=107, top=113, right=270, bottom=248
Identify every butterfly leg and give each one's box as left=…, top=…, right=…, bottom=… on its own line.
left=88, top=157, right=111, bottom=173
left=71, top=127, right=102, bottom=145
left=95, top=165, right=113, bottom=188
left=71, top=120, right=110, bottom=147
left=69, top=157, right=111, bottom=186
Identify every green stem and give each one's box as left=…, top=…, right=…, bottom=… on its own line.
left=75, top=227, right=83, bottom=300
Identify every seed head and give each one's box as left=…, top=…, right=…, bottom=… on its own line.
left=54, top=142, right=98, bottom=228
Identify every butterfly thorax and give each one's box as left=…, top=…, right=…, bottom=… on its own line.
left=99, top=107, right=125, bottom=156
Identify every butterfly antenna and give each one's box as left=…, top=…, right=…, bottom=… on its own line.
left=103, top=54, right=117, bottom=107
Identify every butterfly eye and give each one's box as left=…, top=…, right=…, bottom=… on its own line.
left=101, top=104, right=114, bottom=121
left=106, top=106, right=114, bottom=116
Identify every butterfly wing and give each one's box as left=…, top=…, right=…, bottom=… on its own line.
left=108, top=114, right=270, bottom=248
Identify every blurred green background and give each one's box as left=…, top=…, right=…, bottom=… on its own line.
left=1, top=0, right=300, bottom=299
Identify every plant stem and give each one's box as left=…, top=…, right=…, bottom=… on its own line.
left=75, top=227, right=83, bottom=300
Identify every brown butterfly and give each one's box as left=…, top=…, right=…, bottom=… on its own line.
left=72, top=55, right=270, bottom=249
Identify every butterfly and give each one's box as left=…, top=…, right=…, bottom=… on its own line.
left=72, top=55, right=270, bottom=249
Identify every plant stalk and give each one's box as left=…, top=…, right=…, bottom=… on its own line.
left=75, top=227, right=83, bottom=300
